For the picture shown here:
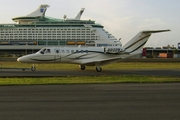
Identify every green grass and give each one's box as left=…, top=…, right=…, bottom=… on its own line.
left=0, top=76, right=180, bottom=86
left=0, top=61, right=180, bottom=85
left=1, top=61, right=180, bottom=70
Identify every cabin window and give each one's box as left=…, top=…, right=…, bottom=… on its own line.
left=56, top=50, right=59, bottom=53
left=66, top=50, right=70, bottom=53
left=71, top=50, right=74, bottom=53
left=47, top=49, right=51, bottom=53
left=62, top=50, right=65, bottom=53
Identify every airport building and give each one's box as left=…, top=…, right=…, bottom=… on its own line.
left=143, top=44, right=180, bottom=58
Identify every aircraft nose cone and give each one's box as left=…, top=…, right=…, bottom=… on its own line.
left=17, top=56, right=27, bottom=63
left=17, top=57, right=22, bottom=62
left=17, top=54, right=36, bottom=63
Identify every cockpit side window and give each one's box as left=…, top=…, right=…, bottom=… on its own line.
left=40, top=48, right=51, bottom=54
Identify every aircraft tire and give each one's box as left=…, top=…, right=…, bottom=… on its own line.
left=80, top=65, right=86, bottom=70
left=31, top=67, right=36, bottom=71
left=96, top=67, right=102, bottom=72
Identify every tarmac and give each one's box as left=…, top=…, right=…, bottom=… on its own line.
left=0, top=84, right=180, bottom=120
left=0, top=58, right=180, bottom=120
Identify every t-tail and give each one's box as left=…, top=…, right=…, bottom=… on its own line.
left=26, top=4, right=50, bottom=17
left=122, top=29, right=170, bottom=57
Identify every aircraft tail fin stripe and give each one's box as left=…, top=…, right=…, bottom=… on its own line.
left=123, top=35, right=151, bottom=51
left=122, top=29, right=170, bottom=53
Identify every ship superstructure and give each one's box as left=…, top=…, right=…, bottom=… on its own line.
left=0, top=5, right=122, bottom=54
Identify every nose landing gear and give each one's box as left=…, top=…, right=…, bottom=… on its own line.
left=31, top=64, right=36, bottom=71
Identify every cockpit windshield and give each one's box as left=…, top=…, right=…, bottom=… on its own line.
left=39, top=48, right=51, bottom=54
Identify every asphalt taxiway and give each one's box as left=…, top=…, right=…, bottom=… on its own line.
left=0, top=69, right=180, bottom=77
left=0, top=84, right=180, bottom=120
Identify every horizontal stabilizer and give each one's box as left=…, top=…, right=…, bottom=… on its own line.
left=142, top=29, right=171, bottom=33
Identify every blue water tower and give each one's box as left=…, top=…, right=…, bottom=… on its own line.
left=178, top=43, right=180, bottom=49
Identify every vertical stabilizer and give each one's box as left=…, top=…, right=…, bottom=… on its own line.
left=74, top=8, right=85, bottom=20
left=122, top=30, right=170, bottom=53
left=26, top=4, right=50, bottom=17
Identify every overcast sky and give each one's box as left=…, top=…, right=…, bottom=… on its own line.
left=0, top=0, right=179, bottom=47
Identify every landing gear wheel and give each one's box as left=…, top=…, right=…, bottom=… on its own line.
left=96, top=67, right=102, bottom=72
left=31, top=64, right=36, bottom=71
left=79, top=65, right=86, bottom=70
left=31, top=66, right=36, bottom=71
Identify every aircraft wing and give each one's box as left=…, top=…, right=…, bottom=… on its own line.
left=82, top=57, right=121, bottom=66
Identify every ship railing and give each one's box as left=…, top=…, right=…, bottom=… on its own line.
left=0, top=24, right=16, bottom=27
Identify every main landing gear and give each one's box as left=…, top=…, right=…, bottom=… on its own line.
left=95, top=66, right=102, bottom=72
left=79, top=65, right=102, bottom=72
left=79, top=65, right=86, bottom=70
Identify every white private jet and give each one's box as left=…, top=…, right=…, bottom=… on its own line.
left=17, top=29, right=170, bottom=72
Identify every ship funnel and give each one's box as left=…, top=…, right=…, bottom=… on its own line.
left=74, top=8, right=85, bottom=20
left=26, top=4, right=50, bottom=17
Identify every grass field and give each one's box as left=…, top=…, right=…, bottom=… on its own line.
left=1, top=61, right=180, bottom=70
left=0, top=61, right=180, bottom=85
left=0, top=76, right=180, bottom=86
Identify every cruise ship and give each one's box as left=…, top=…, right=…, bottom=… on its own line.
left=0, top=5, right=121, bottom=55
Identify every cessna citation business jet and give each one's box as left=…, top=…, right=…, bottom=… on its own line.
left=17, top=30, right=170, bottom=72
